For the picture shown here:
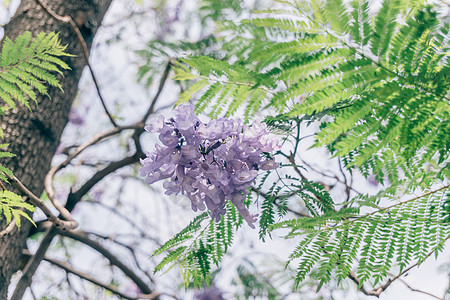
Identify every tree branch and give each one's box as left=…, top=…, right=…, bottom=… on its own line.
left=35, top=0, right=118, bottom=127
left=56, top=227, right=154, bottom=294
left=347, top=271, right=372, bottom=296
left=86, top=230, right=157, bottom=285
left=44, top=125, right=140, bottom=217
left=11, top=226, right=58, bottom=300
left=65, top=153, right=141, bottom=212
left=288, top=152, right=306, bottom=180
left=87, top=201, right=161, bottom=244
left=22, top=250, right=166, bottom=300
left=395, top=277, right=443, bottom=300
left=140, top=61, right=172, bottom=123
left=7, top=175, right=77, bottom=230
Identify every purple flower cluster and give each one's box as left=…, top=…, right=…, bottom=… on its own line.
left=140, top=104, right=280, bottom=228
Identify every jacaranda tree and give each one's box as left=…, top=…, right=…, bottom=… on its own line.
left=0, top=0, right=448, bottom=299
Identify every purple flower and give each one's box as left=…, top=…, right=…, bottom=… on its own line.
left=232, top=166, right=258, bottom=185
left=140, top=104, right=280, bottom=227
left=145, top=115, right=165, bottom=132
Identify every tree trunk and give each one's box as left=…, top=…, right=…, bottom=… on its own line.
left=0, top=0, right=112, bottom=297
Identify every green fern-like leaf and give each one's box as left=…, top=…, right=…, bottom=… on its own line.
left=271, top=184, right=450, bottom=288
left=0, top=31, right=71, bottom=113
left=0, top=190, right=36, bottom=228
left=152, top=202, right=243, bottom=287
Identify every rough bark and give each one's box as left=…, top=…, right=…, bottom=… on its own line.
left=0, top=0, right=112, bottom=297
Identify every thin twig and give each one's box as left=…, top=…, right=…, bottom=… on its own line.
left=386, top=271, right=444, bottom=300
left=29, top=286, right=38, bottom=300
left=141, top=61, right=172, bottom=123
left=292, top=119, right=302, bottom=157
left=65, top=273, right=82, bottom=299
left=288, top=152, right=306, bottom=180
left=131, top=61, right=172, bottom=155
left=87, top=201, right=160, bottom=244
left=396, top=278, right=444, bottom=300
left=35, top=0, right=118, bottom=127
left=299, top=156, right=362, bottom=195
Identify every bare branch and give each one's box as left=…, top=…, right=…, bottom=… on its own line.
left=35, top=0, right=118, bottom=127
left=288, top=153, right=306, bottom=180
left=57, top=227, right=154, bottom=294
left=130, top=61, right=171, bottom=155
left=45, top=125, right=140, bottom=217
left=11, top=226, right=58, bottom=300
left=386, top=272, right=444, bottom=300
left=7, top=175, right=77, bottom=230
left=22, top=250, right=164, bottom=300
left=87, top=201, right=161, bottom=244
left=87, top=230, right=157, bottom=285
left=65, top=154, right=141, bottom=212
left=396, top=278, right=444, bottom=300
left=347, top=271, right=372, bottom=296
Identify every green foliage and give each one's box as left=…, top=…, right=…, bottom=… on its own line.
left=0, top=143, right=14, bottom=181
left=174, top=56, right=276, bottom=121
left=271, top=185, right=449, bottom=288
left=233, top=260, right=283, bottom=299
left=200, top=0, right=243, bottom=19
left=174, top=1, right=449, bottom=176
left=152, top=202, right=242, bottom=286
left=0, top=31, right=71, bottom=113
left=153, top=167, right=339, bottom=288
left=0, top=31, right=69, bottom=228
left=0, top=145, right=36, bottom=229
left=258, top=172, right=336, bottom=241
left=0, top=189, right=35, bottom=228
left=136, top=0, right=251, bottom=87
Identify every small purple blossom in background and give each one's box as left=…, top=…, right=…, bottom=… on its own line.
left=194, top=285, right=226, bottom=300
left=140, top=104, right=280, bottom=228
left=68, top=109, right=85, bottom=126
